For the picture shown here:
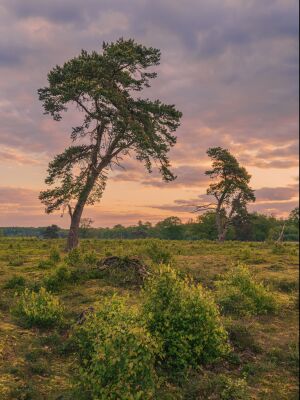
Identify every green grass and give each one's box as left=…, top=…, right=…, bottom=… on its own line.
left=0, top=238, right=298, bottom=399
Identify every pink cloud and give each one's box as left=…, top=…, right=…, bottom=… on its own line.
left=0, top=147, right=45, bottom=165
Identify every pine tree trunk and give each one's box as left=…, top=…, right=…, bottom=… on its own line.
left=66, top=203, right=84, bottom=251
left=215, top=210, right=225, bottom=242
left=65, top=158, right=107, bottom=251
left=218, top=230, right=227, bottom=242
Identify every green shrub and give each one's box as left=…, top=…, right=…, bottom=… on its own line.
left=13, top=287, right=64, bottom=328
left=8, top=382, right=39, bottom=400
left=142, top=265, right=229, bottom=373
left=220, top=376, right=250, bottom=400
left=4, top=275, right=26, bottom=289
left=239, top=248, right=251, bottom=261
left=73, top=297, right=158, bottom=399
left=145, top=241, right=173, bottom=264
left=25, top=348, right=46, bottom=362
left=290, top=247, right=299, bottom=257
left=65, top=248, right=82, bottom=267
left=37, top=259, right=55, bottom=269
left=83, top=250, right=98, bottom=266
left=43, top=266, right=72, bottom=291
left=49, top=247, right=61, bottom=263
left=28, top=360, right=50, bottom=377
left=43, top=265, right=84, bottom=291
left=215, top=265, right=278, bottom=316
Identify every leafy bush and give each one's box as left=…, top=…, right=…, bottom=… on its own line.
left=83, top=250, right=98, bottom=266
left=49, top=247, right=61, bottom=263
left=142, top=265, right=229, bottom=373
left=65, top=248, right=82, bottom=267
left=37, top=259, right=55, bottom=269
left=4, top=275, right=26, bottom=289
left=73, top=297, right=159, bottom=399
left=43, top=266, right=72, bottom=291
left=239, top=248, right=251, bottom=261
left=215, top=265, right=278, bottom=316
left=13, top=287, right=64, bottom=328
left=220, top=376, right=250, bottom=400
left=43, top=266, right=82, bottom=291
left=145, top=241, right=173, bottom=264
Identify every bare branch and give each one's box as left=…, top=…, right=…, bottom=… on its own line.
left=67, top=204, right=73, bottom=218
left=193, top=203, right=216, bottom=213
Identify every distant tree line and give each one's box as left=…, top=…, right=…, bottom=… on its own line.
left=0, top=225, right=64, bottom=239
left=1, top=208, right=298, bottom=242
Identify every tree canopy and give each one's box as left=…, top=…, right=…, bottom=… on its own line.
left=196, top=147, right=256, bottom=241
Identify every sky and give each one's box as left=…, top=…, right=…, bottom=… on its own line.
left=0, top=0, right=299, bottom=228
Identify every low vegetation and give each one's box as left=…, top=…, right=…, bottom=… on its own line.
left=3, top=275, right=26, bottom=290
left=0, top=238, right=298, bottom=399
left=215, top=264, right=278, bottom=316
left=12, top=287, right=64, bottom=328
left=142, top=265, right=229, bottom=372
left=73, top=297, right=158, bottom=399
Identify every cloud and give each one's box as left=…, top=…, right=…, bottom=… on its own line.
left=111, top=159, right=211, bottom=188
left=238, top=141, right=299, bottom=169
left=0, top=44, right=25, bottom=66
left=248, top=200, right=299, bottom=216
left=0, top=146, right=45, bottom=165
left=141, top=165, right=211, bottom=188
left=0, top=186, right=40, bottom=210
left=255, top=184, right=299, bottom=201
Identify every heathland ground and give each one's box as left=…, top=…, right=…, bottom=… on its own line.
left=0, top=238, right=298, bottom=399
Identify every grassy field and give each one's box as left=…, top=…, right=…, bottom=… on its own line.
left=0, top=238, right=298, bottom=399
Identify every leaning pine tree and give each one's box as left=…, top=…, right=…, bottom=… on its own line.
left=195, top=147, right=255, bottom=242
left=38, top=38, right=182, bottom=250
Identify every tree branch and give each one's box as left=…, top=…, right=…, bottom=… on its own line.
left=67, top=204, right=73, bottom=218
left=75, top=97, right=94, bottom=118
left=193, top=203, right=216, bottom=213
